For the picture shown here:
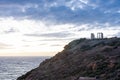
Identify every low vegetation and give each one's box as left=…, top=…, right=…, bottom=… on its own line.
left=17, top=38, right=120, bottom=80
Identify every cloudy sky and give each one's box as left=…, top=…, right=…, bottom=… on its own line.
left=0, top=0, right=120, bottom=56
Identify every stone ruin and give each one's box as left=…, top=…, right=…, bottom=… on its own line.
left=91, top=32, right=103, bottom=39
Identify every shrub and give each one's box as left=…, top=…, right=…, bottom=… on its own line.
left=80, top=45, right=92, bottom=51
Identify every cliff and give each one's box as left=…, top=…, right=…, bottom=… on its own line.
left=17, top=38, right=120, bottom=80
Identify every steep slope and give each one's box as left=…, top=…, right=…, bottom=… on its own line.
left=17, top=38, right=120, bottom=80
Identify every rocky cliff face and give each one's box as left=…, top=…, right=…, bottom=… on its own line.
left=17, top=38, right=120, bottom=80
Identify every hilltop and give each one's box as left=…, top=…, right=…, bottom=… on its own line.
left=17, top=38, right=120, bottom=80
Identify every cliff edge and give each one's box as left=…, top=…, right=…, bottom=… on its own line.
left=17, top=38, right=120, bottom=80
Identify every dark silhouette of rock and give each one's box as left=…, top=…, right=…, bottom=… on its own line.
left=17, top=38, right=120, bottom=80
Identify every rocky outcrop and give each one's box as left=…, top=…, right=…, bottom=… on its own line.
left=17, top=38, right=120, bottom=80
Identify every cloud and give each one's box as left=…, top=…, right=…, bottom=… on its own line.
left=4, top=28, right=18, bottom=34
left=0, top=17, right=119, bottom=56
left=38, top=38, right=75, bottom=42
left=0, top=43, right=10, bottom=49
left=24, top=31, right=74, bottom=38
left=50, top=44, right=62, bottom=46
left=116, top=32, right=120, bottom=37
left=0, top=0, right=119, bottom=25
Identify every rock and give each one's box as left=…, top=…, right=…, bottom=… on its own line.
left=17, top=38, right=120, bottom=80
left=78, top=77, right=96, bottom=80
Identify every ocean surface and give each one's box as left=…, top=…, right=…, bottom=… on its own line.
left=0, top=56, right=50, bottom=80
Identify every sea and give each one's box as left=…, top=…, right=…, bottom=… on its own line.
left=0, top=56, right=50, bottom=80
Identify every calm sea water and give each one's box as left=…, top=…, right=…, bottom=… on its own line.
left=0, top=56, right=50, bottom=80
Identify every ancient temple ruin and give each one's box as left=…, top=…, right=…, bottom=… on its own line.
left=97, top=32, right=103, bottom=39
left=91, top=32, right=103, bottom=39
left=91, top=33, right=95, bottom=39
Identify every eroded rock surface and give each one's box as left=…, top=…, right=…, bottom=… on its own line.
left=17, top=38, right=120, bottom=80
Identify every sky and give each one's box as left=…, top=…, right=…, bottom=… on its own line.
left=0, top=0, right=120, bottom=56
